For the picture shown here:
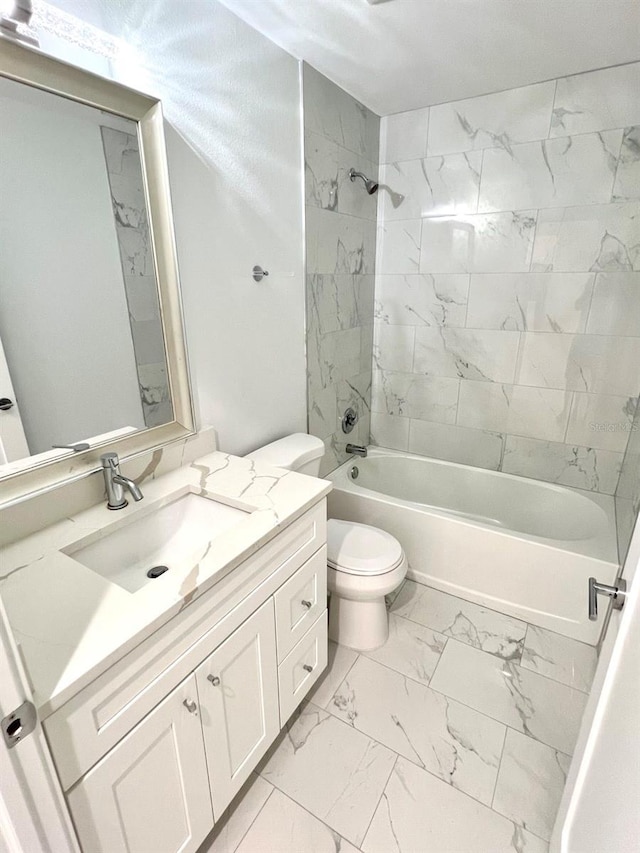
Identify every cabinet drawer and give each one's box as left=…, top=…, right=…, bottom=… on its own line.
left=278, top=611, right=328, bottom=725
left=45, top=500, right=326, bottom=790
left=274, top=546, right=327, bottom=661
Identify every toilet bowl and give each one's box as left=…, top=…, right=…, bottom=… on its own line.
left=327, top=519, right=407, bottom=651
left=245, top=433, right=407, bottom=652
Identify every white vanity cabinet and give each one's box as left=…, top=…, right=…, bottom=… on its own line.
left=66, top=674, right=213, bottom=853
left=195, top=599, right=280, bottom=818
left=44, top=500, right=329, bottom=853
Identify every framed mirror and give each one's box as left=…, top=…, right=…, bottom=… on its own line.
left=0, top=38, right=195, bottom=505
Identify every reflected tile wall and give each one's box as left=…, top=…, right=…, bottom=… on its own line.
left=373, top=62, right=640, bottom=500
left=100, top=127, right=171, bottom=429
left=303, top=65, right=379, bottom=475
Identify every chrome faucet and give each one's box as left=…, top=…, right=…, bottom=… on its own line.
left=101, top=452, right=144, bottom=510
left=346, top=444, right=367, bottom=458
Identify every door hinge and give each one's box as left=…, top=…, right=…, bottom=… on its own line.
left=2, top=700, right=37, bottom=749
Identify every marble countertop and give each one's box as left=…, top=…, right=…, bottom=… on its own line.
left=0, top=451, right=331, bottom=718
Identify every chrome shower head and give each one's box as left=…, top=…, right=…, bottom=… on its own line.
left=349, top=168, right=379, bottom=195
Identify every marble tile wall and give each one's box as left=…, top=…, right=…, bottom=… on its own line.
left=100, top=127, right=172, bottom=429
left=373, top=62, right=640, bottom=497
left=303, top=65, right=380, bottom=475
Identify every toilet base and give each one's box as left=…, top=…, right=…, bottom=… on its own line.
left=328, top=594, right=389, bottom=651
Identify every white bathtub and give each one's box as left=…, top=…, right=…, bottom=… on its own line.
left=327, top=447, right=619, bottom=644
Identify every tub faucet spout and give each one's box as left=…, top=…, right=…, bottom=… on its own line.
left=346, top=444, right=367, bottom=458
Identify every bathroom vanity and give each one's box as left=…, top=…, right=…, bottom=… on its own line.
left=0, top=35, right=332, bottom=853
left=1, top=450, right=330, bottom=852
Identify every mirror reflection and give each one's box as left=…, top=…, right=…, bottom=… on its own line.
left=0, top=77, right=172, bottom=469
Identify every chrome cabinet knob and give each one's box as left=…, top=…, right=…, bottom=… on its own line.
left=0, top=398, right=13, bottom=411
left=301, top=599, right=313, bottom=609
left=183, top=698, right=198, bottom=714
left=303, top=664, right=313, bottom=673
left=207, top=675, right=221, bottom=686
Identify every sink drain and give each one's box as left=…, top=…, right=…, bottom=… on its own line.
left=147, top=565, right=169, bottom=579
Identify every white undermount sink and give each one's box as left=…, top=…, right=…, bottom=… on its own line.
left=65, top=491, right=250, bottom=593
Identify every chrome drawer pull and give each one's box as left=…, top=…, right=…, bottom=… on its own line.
left=183, top=698, right=198, bottom=714
left=303, top=664, right=313, bottom=673
left=207, top=675, right=221, bottom=686
left=301, top=599, right=313, bottom=609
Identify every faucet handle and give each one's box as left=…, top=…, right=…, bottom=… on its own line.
left=101, top=452, right=120, bottom=469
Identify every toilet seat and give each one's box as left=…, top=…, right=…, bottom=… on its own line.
left=327, top=519, right=404, bottom=576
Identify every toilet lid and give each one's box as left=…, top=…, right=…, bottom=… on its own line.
left=327, top=519, right=404, bottom=575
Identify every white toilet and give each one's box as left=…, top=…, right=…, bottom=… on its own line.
left=245, top=434, right=407, bottom=651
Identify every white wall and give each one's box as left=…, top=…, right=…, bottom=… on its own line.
left=39, top=0, right=308, bottom=456
left=0, top=81, right=144, bottom=455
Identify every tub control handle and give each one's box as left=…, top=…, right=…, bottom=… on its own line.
left=301, top=599, right=313, bottom=609
left=588, top=576, right=626, bottom=621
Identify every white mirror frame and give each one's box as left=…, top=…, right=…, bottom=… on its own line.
left=0, top=38, right=195, bottom=507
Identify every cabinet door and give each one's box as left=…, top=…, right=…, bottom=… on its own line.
left=66, top=674, right=213, bottom=853
left=196, top=599, right=279, bottom=818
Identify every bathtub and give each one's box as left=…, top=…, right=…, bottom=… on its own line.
left=327, top=447, right=619, bottom=644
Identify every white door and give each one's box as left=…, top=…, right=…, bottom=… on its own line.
left=67, top=674, right=214, bottom=853
left=196, top=599, right=280, bottom=819
left=0, top=336, right=29, bottom=464
left=0, top=597, right=79, bottom=853
left=551, top=522, right=640, bottom=852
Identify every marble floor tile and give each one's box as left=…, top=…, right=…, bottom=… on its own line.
left=259, top=703, right=395, bottom=847
left=392, top=581, right=527, bottom=661
left=307, top=641, right=358, bottom=709
left=330, top=656, right=506, bottom=805
left=235, top=788, right=361, bottom=853
left=362, top=613, right=447, bottom=686
left=200, top=774, right=273, bottom=853
left=613, top=126, right=640, bottom=202
left=362, top=757, right=548, bottom=853
left=520, top=626, right=598, bottom=693
left=429, top=640, right=588, bottom=754
left=493, top=729, right=571, bottom=842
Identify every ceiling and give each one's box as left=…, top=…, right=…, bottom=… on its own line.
left=45, top=0, right=640, bottom=116
left=219, top=0, right=640, bottom=114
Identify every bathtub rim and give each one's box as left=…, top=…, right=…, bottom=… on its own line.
left=327, top=445, right=619, bottom=567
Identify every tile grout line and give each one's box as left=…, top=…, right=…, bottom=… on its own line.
left=489, top=723, right=509, bottom=811
left=224, top=784, right=275, bottom=853
left=358, top=752, right=399, bottom=851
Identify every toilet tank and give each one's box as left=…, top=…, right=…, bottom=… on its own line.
left=245, top=433, right=325, bottom=476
